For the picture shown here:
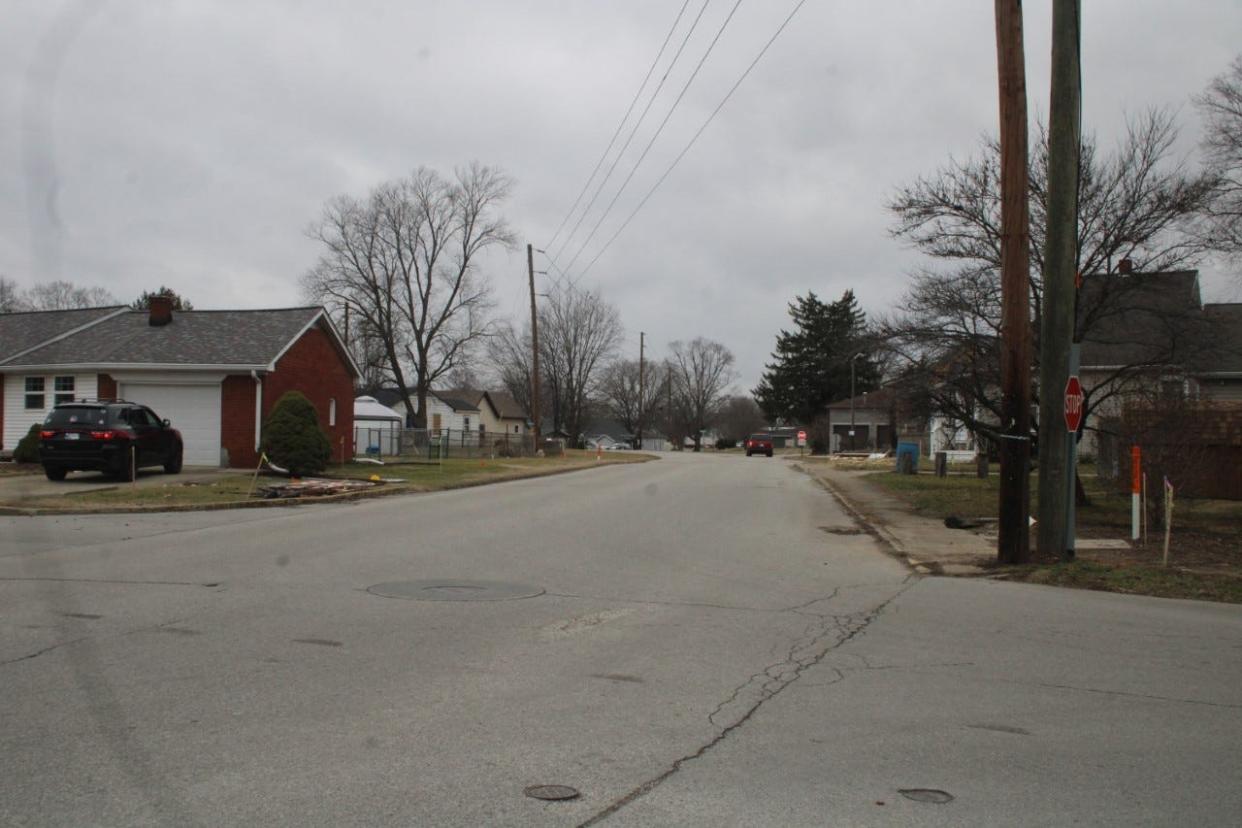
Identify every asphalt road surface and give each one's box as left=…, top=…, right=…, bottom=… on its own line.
left=2, top=453, right=1240, bottom=826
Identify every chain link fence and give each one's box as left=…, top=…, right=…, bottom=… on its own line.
left=354, top=427, right=540, bottom=461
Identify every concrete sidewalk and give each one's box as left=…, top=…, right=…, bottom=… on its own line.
left=795, top=461, right=994, bottom=575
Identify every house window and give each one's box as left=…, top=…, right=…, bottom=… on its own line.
left=54, top=376, right=75, bottom=405
left=329, top=398, right=337, bottom=427
left=514, top=425, right=519, bottom=433
left=432, top=413, right=442, bottom=432
left=463, top=416, right=470, bottom=431
left=24, top=377, right=45, bottom=410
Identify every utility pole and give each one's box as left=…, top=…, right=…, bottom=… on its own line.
left=527, top=243, right=542, bottom=452
left=850, top=352, right=862, bottom=451
left=638, top=331, right=645, bottom=450
left=1037, top=0, right=1082, bottom=562
left=994, top=0, right=1033, bottom=564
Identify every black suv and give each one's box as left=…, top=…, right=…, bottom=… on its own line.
left=39, top=400, right=184, bottom=481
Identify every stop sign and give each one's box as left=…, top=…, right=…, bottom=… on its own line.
left=797, top=430, right=807, bottom=441
left=1064, top=375, right=1085, bottom=432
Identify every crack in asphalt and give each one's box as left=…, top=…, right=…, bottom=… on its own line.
left=1003, top=679, right=1242, bottom=710
left=542, top=580, right=911, bottom=616
left=0, top=636, right=89, bottom=667
left=576, top=580, right=917, bottom=827
left=0, top=576, right=218, bottom=587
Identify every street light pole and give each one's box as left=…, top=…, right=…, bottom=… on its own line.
left=850, top=353, right=863, bottom=451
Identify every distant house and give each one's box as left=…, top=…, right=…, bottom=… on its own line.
left=374, top=387, right=530, bottom=435
left=826, top=388, right=897, bottom=453
left=1077, top=271, right=1242, bottom=456
left=0, top=299, right=358, bottom=467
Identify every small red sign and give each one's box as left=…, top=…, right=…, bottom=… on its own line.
left=797, top=430, right=807, bottom=441
left=1064, top=375, right=1085, bottom=432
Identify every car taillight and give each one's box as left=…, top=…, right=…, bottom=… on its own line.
left=89, top=430, right=127, bottom=440
left=40, top=430, right=56, bottom=438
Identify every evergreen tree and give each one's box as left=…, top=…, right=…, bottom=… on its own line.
left=131, top=287, right=193, bottom=310
left=260, top=391, right=331, bottom=476
left=753, top=290, right=879, bottom=424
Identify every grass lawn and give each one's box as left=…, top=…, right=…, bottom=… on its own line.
left=867, top=467, right=1242, bottom=600
left=0, top=462, right=41, bottom=477
left=10, top=450, right=653, bottom=512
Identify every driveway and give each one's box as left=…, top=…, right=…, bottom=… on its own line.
left=0, top=466, right=235, bottom=501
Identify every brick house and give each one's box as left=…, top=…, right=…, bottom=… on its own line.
left=0, top=298, right=358, bottom=467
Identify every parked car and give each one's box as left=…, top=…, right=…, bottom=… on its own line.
left=38, top=400, right=183, bottom=481
left=745, top=433, right=774, bottom=457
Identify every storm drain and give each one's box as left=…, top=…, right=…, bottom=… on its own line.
left=524, top=785, right=580, bottom=801
left=366, top=580, right=545, bottom=602
left=898, top=788, right=954, bottom=804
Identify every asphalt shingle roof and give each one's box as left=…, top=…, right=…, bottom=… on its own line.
left=1078, top=271, right=1207, bottom=368
left=2, top=307, right=324, bottom=368
left=0, top=306, right=127, bottom=362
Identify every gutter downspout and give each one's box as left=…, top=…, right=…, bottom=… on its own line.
left=251, top=371, right=263, bottom=453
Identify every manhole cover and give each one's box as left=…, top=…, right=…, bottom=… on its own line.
left=367, top=580, right=545, bottom=602
left=898, top=788, right=954, bottom=804
left=524, top=784, right=580, bottom=801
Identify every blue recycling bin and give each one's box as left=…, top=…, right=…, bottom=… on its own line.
left=896, top=442, right=920, bottom=472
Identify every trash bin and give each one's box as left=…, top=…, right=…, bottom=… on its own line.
left=896, top=442, right=920, bottom=474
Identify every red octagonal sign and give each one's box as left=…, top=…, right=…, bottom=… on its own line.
left=1064, top=375, right=1085, bottom=432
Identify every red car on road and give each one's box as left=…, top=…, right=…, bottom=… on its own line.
left=745, top=433, right=774, bottom=457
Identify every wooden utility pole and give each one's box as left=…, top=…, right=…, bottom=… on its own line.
left=1037, top=0, right=1082, bottom=562
left=638, top=331, right=645, bottom=449
left=994, top=0, right=1033, bottom=564
left=527, top=243, right=542, bottom=452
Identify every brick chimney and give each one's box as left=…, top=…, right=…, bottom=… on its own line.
left=148, top=294, right=174, bottom=326
left=1118, top=257, right=1134, bottom=275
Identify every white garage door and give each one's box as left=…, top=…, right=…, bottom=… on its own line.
left=120, top=383, right=223, bottom=467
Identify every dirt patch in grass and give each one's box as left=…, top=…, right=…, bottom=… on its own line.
left=0, top=462, right=40, bottom=477
left=994, top=560, right=1242, bottom=604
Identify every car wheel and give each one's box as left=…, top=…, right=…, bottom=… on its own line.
left=43, top=465, right=67, bottom=481
left=164, top=445, right=183, bottom=474
left=745, top=451, right=752, bottom=457
left=766, top=451, right=773, bottom=457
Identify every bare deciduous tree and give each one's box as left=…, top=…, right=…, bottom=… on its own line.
left=599, top=358, right=666, bottom=443
left=0, top=277, right=24, bottom=313
left=668, top=338, right=736, bottom=451
left=10, top=279, right=117, bottom=310
left=540, top=287, right=623, bottom=446
left=303, top=163, right=513, bottom=427
left=883, top=109, right=1221, bottom=443
left=716, top=395, right=768, bottom=443
left=1196, top=55, right=1242, bottom=259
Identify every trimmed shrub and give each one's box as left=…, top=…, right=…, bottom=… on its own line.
left=260, top=391, right=330, bottom=477
left=14, top=424, right=42, bottom=463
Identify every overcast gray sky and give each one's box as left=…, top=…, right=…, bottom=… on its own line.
left=3, top=1, right=1240, bottom=388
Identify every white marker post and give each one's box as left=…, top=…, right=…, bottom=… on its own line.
left=1130, top=445, right=1141, bottom=542
left=1163, top=476, right=1174, bottom=567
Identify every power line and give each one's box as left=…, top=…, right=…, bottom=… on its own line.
left=574, top=0, right=812, bottom=281
left=544, top=0, right=694, bottom=252
left=550, top=0, right=714, bottom=264
left=560, top=0, right=747, bottom=275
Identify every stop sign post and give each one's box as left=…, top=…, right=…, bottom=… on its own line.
left=797, top=429, right=807, bottom=456
left=1063, top=370, right=1084, bottom=558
